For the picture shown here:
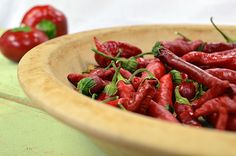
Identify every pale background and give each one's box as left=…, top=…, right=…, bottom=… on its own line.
left=0, top=0, right=235, bottom=33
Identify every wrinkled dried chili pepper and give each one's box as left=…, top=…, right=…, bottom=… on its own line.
left=182, top=51, right=236, bottom=70
left=195, top=96, right=236, bottom=117
left=160, top=38, right=203, bottom=56
left=153, top=44, right=231, bottom=107
left=206, top=68, right=236, bottom=84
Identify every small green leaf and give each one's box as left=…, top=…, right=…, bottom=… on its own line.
left=77, top=77, right=96, bottom=96
left=101, top=96, right=119, bottom=103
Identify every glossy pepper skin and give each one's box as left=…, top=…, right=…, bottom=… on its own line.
left=206, top=68, right=236, bottom=84
left=0, top=27, right=48, bottom=62
left=21, top=5, right=68, bottom=38
left=182, top=51, right=236, bottom=70
left=153, top=74, right=173, bottom=107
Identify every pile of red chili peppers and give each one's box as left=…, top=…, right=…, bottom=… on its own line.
left=68, top=18, right=236, bottom=131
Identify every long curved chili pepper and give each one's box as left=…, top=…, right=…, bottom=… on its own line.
left=202, top=42, right=236, bottom=53
left=206, top=68, right=236, bottom=84
left=153, top=73, right=173, bottom=107
left=211, top=48, right=236, bottom=56
left=216, top=106, right=228, bottom=130
left=194, top=96, right=236, bottom=117
left=148, top=100, right=179, bottom=123
left=160, top=39, right=203, bottom=56
left=141, top=59, right=166, bottom=80
left=182, top=51, right=236, bottom=70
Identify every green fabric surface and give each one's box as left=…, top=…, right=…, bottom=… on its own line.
left=0, top=31, right=106, bottom=156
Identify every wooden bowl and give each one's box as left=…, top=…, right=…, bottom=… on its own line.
left=18, top=25, right=236, bottom=156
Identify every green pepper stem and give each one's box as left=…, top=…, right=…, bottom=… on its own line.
left=134, top=52, right=153, bottom=58
left=102, top=96, right=119, bottom=103
left=91, top=48, right=116, bottom=60
left=175, top=32, right=191, bottom=41
left=127, top=68, right=159, bottom=87
left=118, top=103, right=127, bottom=110
left=210, top=17, right=236, bottom=43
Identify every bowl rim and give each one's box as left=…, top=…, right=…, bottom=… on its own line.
left=18, top=24, right=236, bottom=155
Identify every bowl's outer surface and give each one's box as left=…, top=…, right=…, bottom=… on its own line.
left=18, top=25, right=236, bottom=156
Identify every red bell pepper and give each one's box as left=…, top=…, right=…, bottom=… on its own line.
left=21, top=5, right=68, bottom=39
left=0, top=26, right=48, bottom=62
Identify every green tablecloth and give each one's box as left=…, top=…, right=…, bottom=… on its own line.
left=0, top=40, right=105, bottom=156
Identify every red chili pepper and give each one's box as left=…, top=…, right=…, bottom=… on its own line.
left=141, top=59, right=166, bottom=79
left=153, top=74, right=173, bottom=107
left=97, top=92, right=111, bottom=101
left=67, top=67, right=115, bottom=87
left=89, top=67, right=115, bottom=81
left=154, top=45, right=230, bottom=89
left=194, top=96, right=236, bottom=118
left=154, top=45, right=231, bottom=107
left=117, top=80, right=135, bottom=99
left=182, top=51, right=236, bottom=70
left=21, top=5, right=67, bottom=39
left=119, top=68, right=141, bottom=90
left=226, top=115, right=236, bottom=131
left=67, top=73, right=88, bottom=86
left=77, top=75, right=106, bottom=96
left=202, top=42, right=236, bottom=53
left=148, top=100, right=179, bottom=123
left=174, top=102, right=201, bottom=126
left=173, top=86, right=201, bottom=126
left=106, top=99, right=120, bottom=107
left=160, top=39, right=203, bottom=56
left=93, top=37, right=142, bottom=67
left=0, top=26, right=48, bottom=62
left=211, top=48, right=236, bottom=56
left=136, top=57, right=152, bottom=68
left=206, top=68, right=236, bottom=84
left=120, top=80, right=155, bottom=112
left=215, top=106, right=228, bottom=130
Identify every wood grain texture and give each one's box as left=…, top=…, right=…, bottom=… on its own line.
left=18, top=25, right=236, bottom=156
